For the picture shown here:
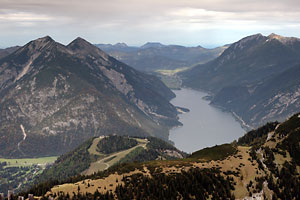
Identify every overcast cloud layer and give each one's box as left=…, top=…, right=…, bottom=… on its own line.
left=1, top=0, right=300, bottom=48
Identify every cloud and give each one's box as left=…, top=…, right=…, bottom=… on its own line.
left=0, top=11, right=53, bottom=23
left=0, top=0, right=300, bottom=47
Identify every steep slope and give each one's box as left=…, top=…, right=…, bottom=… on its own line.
left=0, top=36, right=179, bottom=158
left=182, top=33, right=300, bottom=92
left=181, top=33, right=300, bottom=128
left=95, top=42, right=227, bottom=72
left=212, top=64, right=300, bottom=127
left=24, top=113, right=300, bottom=200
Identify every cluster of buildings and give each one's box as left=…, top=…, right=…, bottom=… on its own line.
left=0, top=191, right=34, bottom=200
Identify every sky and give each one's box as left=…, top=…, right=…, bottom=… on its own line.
left=1, top=0, right=300, bottom=48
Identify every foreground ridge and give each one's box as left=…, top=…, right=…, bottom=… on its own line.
left=21, top=113, right=300, bottom=199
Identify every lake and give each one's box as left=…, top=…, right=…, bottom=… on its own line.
left=169, top=88, right=246, bottom=153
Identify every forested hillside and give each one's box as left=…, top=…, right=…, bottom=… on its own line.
left=21, top=113, right=300, bottom=199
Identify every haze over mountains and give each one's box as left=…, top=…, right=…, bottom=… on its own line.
left=181, top=33, right=300, bottom=128
left=0, top=36, right=180, bottom=158
left=95, top=42, right=227, bottom=72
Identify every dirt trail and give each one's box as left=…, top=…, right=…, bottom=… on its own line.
left=83, top=138, right=148, bottom=175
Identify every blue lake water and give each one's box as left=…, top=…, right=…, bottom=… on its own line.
left=169, top=88, right=246, bottom=153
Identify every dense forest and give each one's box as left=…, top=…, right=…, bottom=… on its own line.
left=237, top=122, right=279, bottom=146
left=97, top=136, right=138, bottom=154
left=37, top=138, right=97, bottom=183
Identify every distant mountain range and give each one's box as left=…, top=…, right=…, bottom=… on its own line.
left=0, top=36, right=180, bottom=158
left=95, top=42, right=227, bottom=72
left=180, top=33, right=300, bottom=128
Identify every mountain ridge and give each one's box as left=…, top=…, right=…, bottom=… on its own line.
left=95, top=42, right=227, bottom=72
left=22, top=112, right=300, bottom=199
left=180, top=33, right=300, bottom=128
left=0, top=36, right=180, bottom=158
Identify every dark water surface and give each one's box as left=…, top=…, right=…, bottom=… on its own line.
left=169, top=88, right=245, bottom=153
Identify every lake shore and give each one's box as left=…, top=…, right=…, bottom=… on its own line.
left=169, top=88, right=246, bottom=153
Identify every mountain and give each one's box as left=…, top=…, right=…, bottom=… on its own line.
left=95, top=42, right=227, bottom=72
left=212, top=63, right=300, bottom=128
left=95, top=43, right=138, bottom=53
left=140, top=42, right=165, bottom=49
left=180, top=33, right=300, bottom=128
left=0, top=36, right=180, bottom=158
left=23, top=113, right=300, bottom=199
left=0, top=46, right=19, bottom=59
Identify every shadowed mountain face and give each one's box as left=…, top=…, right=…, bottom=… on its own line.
left=95, top=42, right=227, bottom=72
left=0, top=46, right=19, bottom=59
left=0, top=36, right=180, bottom=158
left=180, top=33, right=300, bottom=128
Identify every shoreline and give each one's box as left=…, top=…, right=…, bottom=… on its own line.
left=209, top=103, right=253, bottom=132
left=184, top=86, right=253, bottom=132
left=171, top=86, right=253, bottom=133
left=168, top=87, right=249, bottom=153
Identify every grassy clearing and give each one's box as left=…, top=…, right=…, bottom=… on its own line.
left=48, top=169, right=143, bottom=198
left=156, top=67, right=189, bottom=75
left=88, top=137, right=105, bottom=156
left=189, top=143, right=237, bottom=161
left=154, top=71, right=182, bottom=89
left=83, top=138, right=148, bottom=175
left=0, top=157, right=57, bottom=168
left=192, top=146, right=262, bottom=198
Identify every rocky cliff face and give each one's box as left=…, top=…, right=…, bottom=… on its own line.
left=181, top=33, right=300, bottom=128
left=0, top=36, right=179, bottom=158
left=212, top=64, right=300, bottom=128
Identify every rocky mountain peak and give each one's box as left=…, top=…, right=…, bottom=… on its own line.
left=141, top=42, right=165, bottom=49
left=217, top=33, right=266, bottom=63
left=68, top=37, right=109, bottom=60
left=114, top=42, right=128, bottom=48
left=68, top=37, right=94, bottom=49
left=267, top=33, right=287, bottom=42
left=224, top=33, right=264, bottom=53
left=267, top=33, right=300, bottom=44
left=234, top=33, right=265, bottom=46
left=268, top=33, right=283, bottom=39
left=38, top=35, right=54, bottom=42
left=25, top=36, right=56, bottom=52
